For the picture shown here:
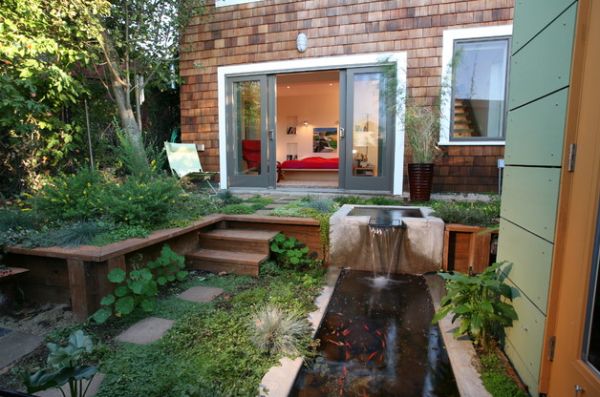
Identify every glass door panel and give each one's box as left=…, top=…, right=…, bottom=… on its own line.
left=343, top=67, right=394, bottom=192
left=227, top=75, right=272, bottom=188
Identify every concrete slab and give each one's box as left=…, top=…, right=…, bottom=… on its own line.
left=115, top=317, right=174, bottom=345
left=178, top=286, right=224, bottom=303
left=37, top=373, right=105, bottom=397
left=259, top=267, right=341, bottom=397
left=0, top=330, right=43, bottom=369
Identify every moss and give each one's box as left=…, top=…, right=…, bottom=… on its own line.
left=480, top=352, right=528, bottom=397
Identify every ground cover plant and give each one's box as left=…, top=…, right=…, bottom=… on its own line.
left=480, top=352, right=528, bottom=397
left=270, top=196, right=339, bottom=258
left=332, top=195, right=500, bottom=227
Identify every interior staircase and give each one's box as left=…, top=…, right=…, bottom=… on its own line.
left=186, top=228, right=279, bottom=276
left=453, top=99, right=479, bottom=137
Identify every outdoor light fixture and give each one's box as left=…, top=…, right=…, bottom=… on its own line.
left=296, top=33, right=308, bottom=53
left=303, top=121, right=309, bottom=126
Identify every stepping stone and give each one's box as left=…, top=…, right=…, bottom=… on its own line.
left=37, top=373, right=105, bottom=397
left=0, top=330, right=43, bottom=369
left=115, top=317, right=174, bottom=345
left=254, top=209, right=273, bottom=216
left=178, top=286, right=224, bottom=303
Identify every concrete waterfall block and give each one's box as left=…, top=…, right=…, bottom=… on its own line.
left=329, top=205, right=444, bottom=274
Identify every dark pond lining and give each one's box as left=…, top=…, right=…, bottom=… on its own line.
left=290, top=270, right=458, bottom=397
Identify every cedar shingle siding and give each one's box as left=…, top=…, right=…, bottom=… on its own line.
left=180, top=0, right=514, bottom=193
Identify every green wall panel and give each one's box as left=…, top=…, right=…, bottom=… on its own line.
left=505, top=278, right=546, bottom=393
left=497, top=221, right=553, bottom=313
left=508, top=3, right=577, bottom=109
left=505, top=88, right=568, bottom=167
left=505, top=337, right=540, bottom=397
left=501, top=167, right=561, bottom=242
left=512, top=0, right=575, bottom=53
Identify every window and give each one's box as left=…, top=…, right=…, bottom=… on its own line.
left=440, top=25, right=512, bottom=145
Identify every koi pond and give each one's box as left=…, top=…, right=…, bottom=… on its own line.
left=290, top=270, right=458, bottom=397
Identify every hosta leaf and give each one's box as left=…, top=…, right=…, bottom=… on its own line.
left=115, top=296, right=135, bottom=315
left=100, top=294, right=115, bottom=306
left=91, top=307, right=112, bottom=324
left=114, top=285, right=129, bottom=298
left=107, top=268, right=126, bottom=283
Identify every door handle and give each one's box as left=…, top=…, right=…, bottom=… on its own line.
left=575, top=384, right=584, bottom=396
left=340, top=127, right=345, bottom=138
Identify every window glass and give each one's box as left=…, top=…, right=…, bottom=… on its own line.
left=451, top=39, right=509, bottom=140
left=584, top=202, right=600, bottom=372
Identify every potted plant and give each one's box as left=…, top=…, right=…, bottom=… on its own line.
left=405, top=106, right=440, bottom=201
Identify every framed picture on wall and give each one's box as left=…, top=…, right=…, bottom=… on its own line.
left=313, top=127, right=337, bottom=153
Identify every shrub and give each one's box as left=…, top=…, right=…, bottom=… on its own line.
left=31, top=169, right=105, bottom=222
left=0, top=209, right=39, bottom=248
left=250, top=305, right=311, bottom=356
left=432, top=262, right=517, bottom=351
left=431, top=199, right=500, bottom=226
left=217, top=190, right=243, bottom=205
left=102, top=176, right=182, bottom=227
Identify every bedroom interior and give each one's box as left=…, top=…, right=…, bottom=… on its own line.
left=275, top=70, right=341, bottom=188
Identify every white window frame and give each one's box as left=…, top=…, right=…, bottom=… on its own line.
left=217, top=52, right=408, bottom=195
left=215, top=0, right=261, bottom=7
left=439, top=25, right=513, bottom=146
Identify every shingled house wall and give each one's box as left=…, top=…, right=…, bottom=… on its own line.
left=180, top=0, right=513, bottom=193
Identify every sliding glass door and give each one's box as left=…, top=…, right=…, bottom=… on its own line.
left=341, top=67, right=395, bottom=192
left=226, top=75, right=276, bottom=188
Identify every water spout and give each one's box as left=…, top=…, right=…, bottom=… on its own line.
left=368, top=225, right=406, bottom=284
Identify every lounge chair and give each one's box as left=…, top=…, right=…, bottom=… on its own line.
left=164, top=142, right=218, bottom=193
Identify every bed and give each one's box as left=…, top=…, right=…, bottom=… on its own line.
left=279, top=157, right=339, bottom=185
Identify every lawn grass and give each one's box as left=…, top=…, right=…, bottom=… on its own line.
left=89, top=266, right=324, bottom=397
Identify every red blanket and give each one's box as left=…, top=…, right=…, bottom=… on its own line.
left=281, top=157, right=339, bottom=170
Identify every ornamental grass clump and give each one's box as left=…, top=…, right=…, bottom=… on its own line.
left=251, top=305, right=311, bottom=356
left=405, top=106, right=440, bottom=163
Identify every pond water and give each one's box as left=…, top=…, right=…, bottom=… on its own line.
left=289, top=270, right=458, bottom=397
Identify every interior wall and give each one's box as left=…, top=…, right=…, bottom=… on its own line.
left=276, top=83, right=339, bottom=163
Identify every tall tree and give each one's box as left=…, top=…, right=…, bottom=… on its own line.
left=97, top=0, right=205, bottom=161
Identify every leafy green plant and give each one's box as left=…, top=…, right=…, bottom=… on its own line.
left=24, top=330, right=98, bottom=397
left=480, top=352, right=528, bottom=397
left=299, top=198, right=337, bottom=213
left=102, top=176, right=182, bottom=227
left=433, top=262, right=517, bottom=351
left=431, top=198, right=500, bottom=226
left=250, top=305, right=311, bottom=356
left=147, top=245, right=188, bottom=286
left=31, top=169, right=106, bottom=223
left=270, top=233, right=317, bottom=270
left=92, top=245, right=187, bottom=323
left=405, top=106, right=440, bottom=163
left=221, top=203, right=255, bottom=215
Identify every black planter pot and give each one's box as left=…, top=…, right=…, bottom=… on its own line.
left=408, top=163, right=434, bottom=202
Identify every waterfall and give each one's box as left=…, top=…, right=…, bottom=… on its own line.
left=368, top=225, right=405, bottom=286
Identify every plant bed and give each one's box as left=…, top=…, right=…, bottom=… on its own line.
left=0, top=264, right=327, bottom=397
left=3, top=215, right=322, bottom=320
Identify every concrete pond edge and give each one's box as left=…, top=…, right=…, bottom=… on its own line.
left=425, top=274, right=492, bottom=397
left=259, top=267, right=341, bottom=397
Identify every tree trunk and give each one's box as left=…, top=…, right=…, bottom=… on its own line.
left=99, top=30, right=147, bottom=163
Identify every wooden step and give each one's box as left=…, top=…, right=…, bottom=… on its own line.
left=186, top=248, right=269, bottom=276
left=198, top=229, right=278, bottom=254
